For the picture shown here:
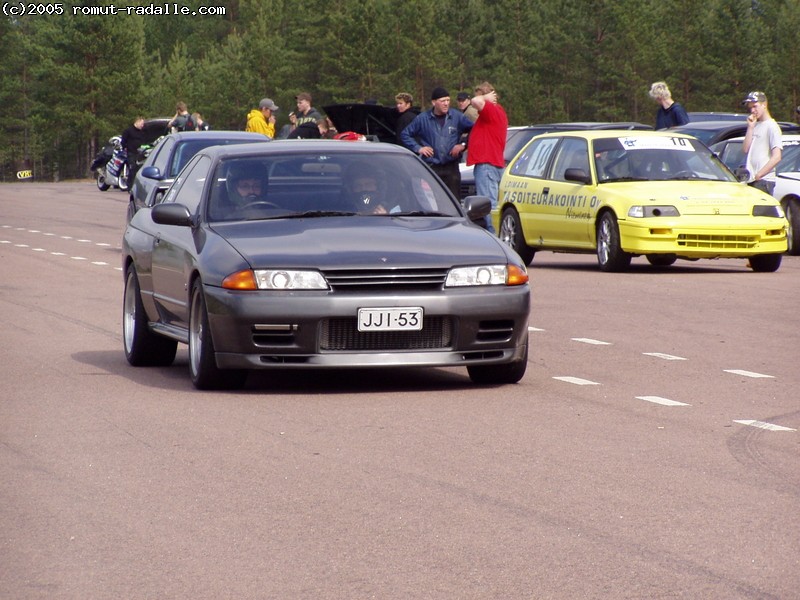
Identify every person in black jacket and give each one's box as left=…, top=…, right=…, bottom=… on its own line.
left=394, top=92, right=420, bottom=145
left=120, top=116, right=147, bottom=184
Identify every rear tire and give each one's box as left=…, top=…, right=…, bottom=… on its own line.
left=596, top=212, right=631, bottom=272
left=96, top=171, right=110, bottom=191
left=123, top=265, right=178, bottom=366
left=748, top=253, right=782, bottom=272
left=468, top=337, right=528, bottom=385
left=784, top=198, right=800, bottom=256
left=499, top=208, right=535, bottom=265
left=189, top=279, right=247, bottom=390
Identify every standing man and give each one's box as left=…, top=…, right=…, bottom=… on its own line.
left=288, top=92, right=323, bottom=139
left=742, top=90, right=782, bottom=195
left=245, top=98, right=279, bottom=139
left=467, top=82, right=508, bottom=232
left=648, top=82, right=690, bottom=130
left=401, top=87, right=474, bottom=198
left=393, top=92, right=420, bottom=145
left=121, top=115, right=147, bottom=185
left=457, top=92, right=478, bottom=122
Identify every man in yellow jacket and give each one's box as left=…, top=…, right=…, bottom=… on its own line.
left=245, top=98, right=279, bottom=139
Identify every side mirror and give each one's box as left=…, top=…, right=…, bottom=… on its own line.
left=564, top=168, right=592, bottom=184
left=462, top=195, right=492, bottom=222
left=733, top=167, right=750, bottom=182
left=151, top=203, right=193, bottom=227
left=140, top=166, right=163, bottom=181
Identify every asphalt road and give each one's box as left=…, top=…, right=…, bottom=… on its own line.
left=1, top=182, right=798, bottom=599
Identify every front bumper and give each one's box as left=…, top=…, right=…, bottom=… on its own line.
left=203, top=284, right=531, bottom=370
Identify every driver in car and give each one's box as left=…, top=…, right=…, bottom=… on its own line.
left=223, top=165, right=273, bottom=216
left=345, top=162, right=399, bottom=214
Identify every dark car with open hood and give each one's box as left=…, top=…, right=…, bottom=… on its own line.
left=122, top=140, right=530, bottom=389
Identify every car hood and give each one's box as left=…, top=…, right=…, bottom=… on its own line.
left=211, top=216, right=511, bottom=269
left=323, top=103, right=398, bottom=143
left=603, top=180, right=777, bottom=216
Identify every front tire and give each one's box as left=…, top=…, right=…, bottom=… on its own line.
left=123, top=265, right=178, bottom=366
left=596, top=212, right=631, bottom=272
left=468, top=337, right=528, bottom=385
left=646, top=254, right=677, bottom=267
left=784, top=198, right=800, bottom=256
left=748, top=253, right=782, bottom=272
left=189, top=279, right=247, bottom=390
left=118, top=163, right=130, bottom=192
left=499, top=208, right=535, bottom=265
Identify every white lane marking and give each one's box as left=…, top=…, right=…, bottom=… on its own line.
left=528, top=326, right=544, bottom=332
left=77, top=239, right=92, bottom=243
left=724, top=369, right=774, bottom=379
left=0, top=240, right=10, bottom=244
left=51, top=252, right=66, bottom=256
left=572, top=338, right=611, bottom=345
left=636, top=396, right=691, bottom=407
left=70, top=256, right=87, bottom=261
left=733, top=420, right=796, bottom=432
left=553, top=376, right=600, bottom=386
left=643, top=352, right=687, bottom=361
left=96, top=243, right=111, bottom=247
left=32, top=248, right=46, bottom=252
left=14, top=244, right=29, bottom=248
left=91, top=261, right=109, bottom=266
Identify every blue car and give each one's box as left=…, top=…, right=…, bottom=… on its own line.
left=128, top=130, right=268, bottom=219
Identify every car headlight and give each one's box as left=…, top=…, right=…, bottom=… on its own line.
left=222, top=269, right=329, bottom=290
left=628, top=205, right=681, bottom=218
left=445, top=264, right=528, bottom=287
left=752, top=205, right=785, bottom=218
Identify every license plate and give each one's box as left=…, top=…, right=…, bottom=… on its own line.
left=357, top=307, right=423, bottom=332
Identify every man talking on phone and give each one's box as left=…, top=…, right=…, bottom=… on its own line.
left=742, top=90, right=782, bottom=195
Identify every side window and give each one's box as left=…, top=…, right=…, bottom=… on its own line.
left=151, top=137, right=174, bottom=174
left=161, top=155, right=211, bottom=213
left=510, top=138, right=560, bottom=178
left=550, top=138, right=590, bottom=182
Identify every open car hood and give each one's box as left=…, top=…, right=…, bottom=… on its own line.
left=323, top=103, right=398, bottom=143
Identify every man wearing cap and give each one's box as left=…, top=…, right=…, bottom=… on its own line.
left=245, top=98, right=279, bottom=139
left=742, top=90, right=782, bottom=195
left=457, top=92, right=478, bottom=122
left=288, top=92, right=324, bottom=139
left=400, top=87, right=474, bottom=197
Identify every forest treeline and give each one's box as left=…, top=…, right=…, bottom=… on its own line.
left=2, top=0, right=800, bottom=181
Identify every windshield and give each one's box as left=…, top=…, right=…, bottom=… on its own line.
left=594, top=136, right=737, bottom=183
left=207, top=152, right=463, bottom=222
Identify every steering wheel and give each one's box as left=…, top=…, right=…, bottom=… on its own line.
left=672, top=170, right=696, bottom=179
left=240, top=200, right=280, bottom=211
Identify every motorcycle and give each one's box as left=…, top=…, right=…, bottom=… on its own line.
left=93, top=135, right=130, bottom=192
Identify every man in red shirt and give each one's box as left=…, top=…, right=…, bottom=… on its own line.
left=467, top=82, right=508, bottom=232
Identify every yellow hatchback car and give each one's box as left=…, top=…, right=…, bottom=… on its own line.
left=494, top=131, right=788, bottom=272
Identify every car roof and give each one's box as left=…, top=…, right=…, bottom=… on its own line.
left=513, top=121, right=653, bottom=131
left=199, top=139, right=414, bottom=159
left=530, top=129, right=695, bottom=141
left=164, top=130, right=268, bottom=142
left=688, top=112, right=749, bottom=122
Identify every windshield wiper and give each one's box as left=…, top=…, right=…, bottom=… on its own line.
left=600, top=176, right=649, bottom=183
left=387, top=210, right=450, bottom=217
left=283, top=210, right=357, bottom=219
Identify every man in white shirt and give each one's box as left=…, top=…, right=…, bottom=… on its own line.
left=742, top=90, right=782, bottom=195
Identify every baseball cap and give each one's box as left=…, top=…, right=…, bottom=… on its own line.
left=259, top=98, right=279, bottom=111
left=456, top=92, right=470, bottom=102
left=742, top=91, right=767, bottom=105
left=431, top=87, right=450, bottom=101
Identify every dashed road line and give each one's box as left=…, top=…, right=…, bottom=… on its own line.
left=636, top=395, right=691, bottom=407
left=733, top=420, right=796, bottom=432
left=643, top=352, right=687, bottom=361
left=572, top=338, right=611, bottom=345
left=724, top=369, right=774, bottom=379
left=553, top=376, right=600, bottom=386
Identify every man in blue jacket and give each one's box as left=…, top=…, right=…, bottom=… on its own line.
left=401, top=87, right=474, bottom=198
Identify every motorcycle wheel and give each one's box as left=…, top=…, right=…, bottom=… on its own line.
left=118, top=163, right=130, bottom=192
left=96, top=171, right=110, bottom=192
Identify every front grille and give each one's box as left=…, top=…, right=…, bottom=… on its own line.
left=320, top=316, right=453, bottom=351
left=677, top=234, right=757, bottom=249
left=323, top=268, right=448, bottom=292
